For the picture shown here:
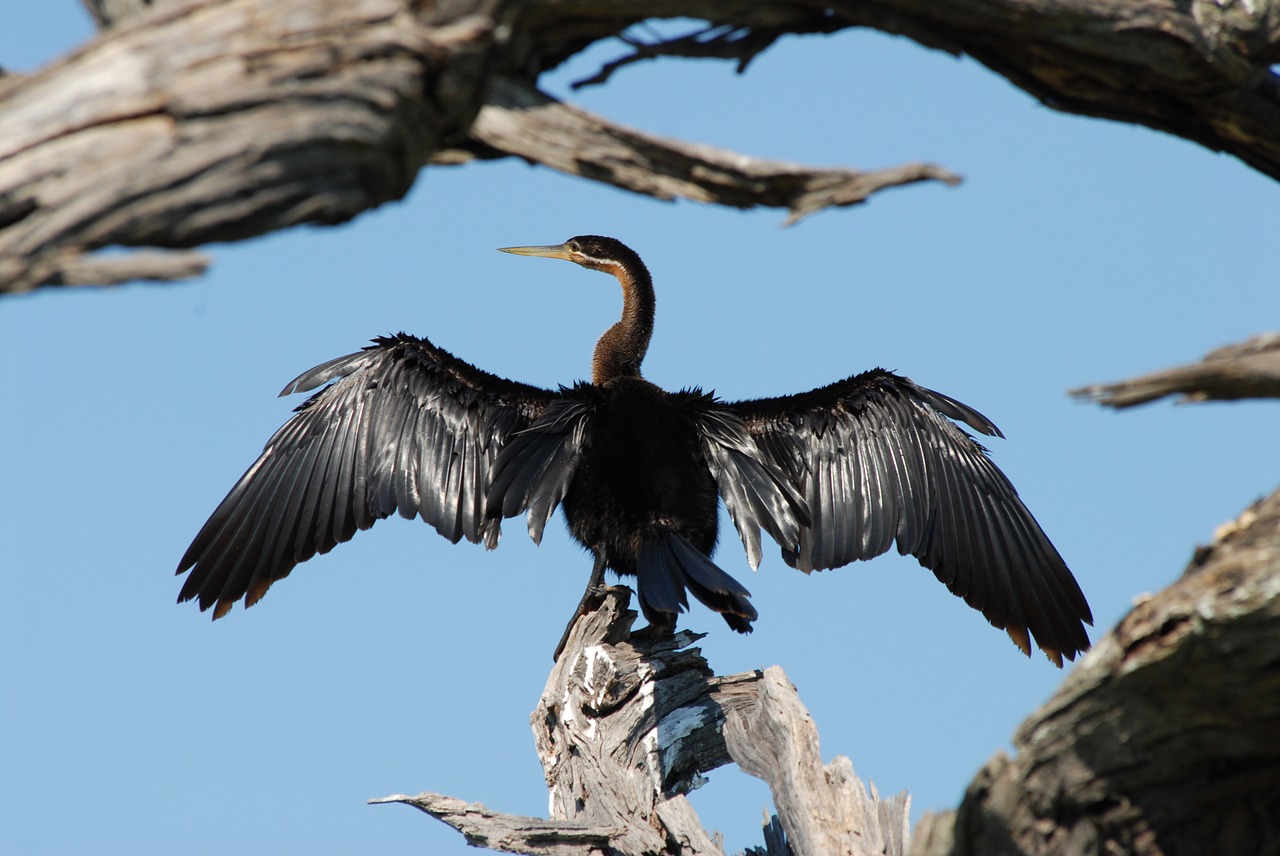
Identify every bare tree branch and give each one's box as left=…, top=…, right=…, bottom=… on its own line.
left=446, top=77, right=961, bottom=224
left=369, top=793, right=618, bottom=856
left=13, top=248, right=211, bottom=289
left=373, top=482, right=1280, bottom=856
left=1070, top=333, right=1280, bottom=408
left=724, top=667, right=912, bottom=856
left=502, top=0, right=1280, bottom=183
left=0, top=0, right=1263, bottom=294
left=5, top=0, right=954, bottom=295
left=566, top=21, right=824, bottom=89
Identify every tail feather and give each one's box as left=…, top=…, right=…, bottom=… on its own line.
left=636, top=531, right=757, bottom=633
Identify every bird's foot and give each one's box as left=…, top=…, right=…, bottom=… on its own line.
left=552, top=580, right=610, bottom=662
left=626, top=621, right=676, bottom=649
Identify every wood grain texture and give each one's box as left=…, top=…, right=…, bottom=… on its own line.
left=724, top=666, right=911, bottom=856
left=451, top=76, right=961, bottom=224
left=507, top=0, right=1280, bottom=181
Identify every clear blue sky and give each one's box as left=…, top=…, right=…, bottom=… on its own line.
left=2, top=5, right=1276, bottom=855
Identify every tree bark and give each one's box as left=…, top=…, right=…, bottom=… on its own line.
left=510, top=0, right=1280, bottom=180
left=0, top=0, right=497, bottom=293
left=3, top=0, right=1279, bottom=292
left=912, top=487, right=1280, bottom=856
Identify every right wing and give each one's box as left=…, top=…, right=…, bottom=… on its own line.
left=722, top=369, right=1092, bottom=666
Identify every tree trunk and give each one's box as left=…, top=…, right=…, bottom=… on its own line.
left=912, top=487, right=1280, bottom=856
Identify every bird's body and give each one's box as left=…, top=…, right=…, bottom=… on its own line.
left=178, top=236, right=1092, bottom=664
left=559, top=378, right=722, bottom=572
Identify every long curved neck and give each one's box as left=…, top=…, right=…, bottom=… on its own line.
left=592, top=255, right=654, bottom=385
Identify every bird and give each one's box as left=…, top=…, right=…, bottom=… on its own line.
left=176, top=235, right=1093, bottom=665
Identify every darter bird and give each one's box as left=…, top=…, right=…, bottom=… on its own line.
left=176, top=236, right=1092, bottom=665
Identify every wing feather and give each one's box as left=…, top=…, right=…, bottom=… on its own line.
left=486, top=395, right=593, bottom=545
left=726, top=369, right=1093, bottom=664
left=692, top=405, right=808, bottom=571
left=176, top=333, right=556, bottom=617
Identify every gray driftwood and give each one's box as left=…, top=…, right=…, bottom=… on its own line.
left=375, top=589, right=911, bottom=856
left=1070, top=332, right=1280, bottom=408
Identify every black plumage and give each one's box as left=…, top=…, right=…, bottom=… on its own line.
left=177, top=235, right=1092, bottom=665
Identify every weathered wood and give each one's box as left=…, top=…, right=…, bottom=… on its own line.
left=743, top=814, right=793, bottom=856
left=1070, top=332, right=1280, bottom=408
left=910, top=488, right=1280, bottom=856
left=725, top=667, right=911, bottom=856
left=369, top=792, right=619, bottom=856
left=6, top=0, right=952, bottom=295
left=530, top=591, right=721, bottom=855
left=508, top=0, right=1280, bottom=183
left=5, top=0, right=1278, bottom=294
left=376, top=587, right=912, bottom=855
left=448, top=76, right=961, bottom=224
left=1, top=0, right=499, bottom=294
left=81, top=0, right=159, bottom=28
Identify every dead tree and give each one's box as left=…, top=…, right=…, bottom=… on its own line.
left=361, top=483, right=1280, bottom=856
left=374, top=591, right=911, bottom=856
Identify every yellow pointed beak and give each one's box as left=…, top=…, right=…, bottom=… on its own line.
left=497, top=243, right=576, bottom=261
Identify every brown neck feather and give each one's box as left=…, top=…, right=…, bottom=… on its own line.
left=592, top=257, right=654, bottom=385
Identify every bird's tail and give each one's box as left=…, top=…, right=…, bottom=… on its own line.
left=636, top=531, right=757, bottom=633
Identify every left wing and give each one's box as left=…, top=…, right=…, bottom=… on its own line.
left=719, top=369, right=1092, bottom=665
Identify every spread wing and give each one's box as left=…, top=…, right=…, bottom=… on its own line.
left=693, top=403, right=809, bottom=571
left=486, top=389, right=595, bottom=544
left=176, top=333, right=557, bottom=619
left=721, top=369, right=1093, bottom=665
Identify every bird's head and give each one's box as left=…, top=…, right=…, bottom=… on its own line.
left=498, top=236, right=644, bottom=279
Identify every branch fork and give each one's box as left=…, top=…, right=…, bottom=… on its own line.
left=374, top=586, right=911, bottom=856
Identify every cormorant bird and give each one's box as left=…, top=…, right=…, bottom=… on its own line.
left=177, top=236, right=1092, bottom=665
